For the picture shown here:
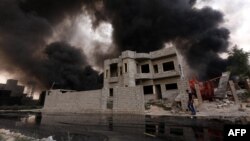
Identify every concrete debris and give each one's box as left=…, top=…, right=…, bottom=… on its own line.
left=146, top=97, right=250, bottom=117
left=217, top=105, right=222, bottom=109
left=171, top=110, right=176, bottom=114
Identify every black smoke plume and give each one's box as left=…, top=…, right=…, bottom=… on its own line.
left=102, top=0, right=230, bottom=79
left=0, top=0, right=230, bottom=91
left=38, top=42, right=103, bottom=90
left=0, top=0, right=103, bottom=90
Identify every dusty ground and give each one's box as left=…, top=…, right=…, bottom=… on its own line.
left=0, top=129, right=55, bottom=141
left=145, top=100, right=250, bottom=120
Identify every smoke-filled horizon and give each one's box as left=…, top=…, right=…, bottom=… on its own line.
left=0, top=0, right=230, bottom=90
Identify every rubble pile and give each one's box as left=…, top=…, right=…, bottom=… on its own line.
left=215, top=99, right=235, bottom=109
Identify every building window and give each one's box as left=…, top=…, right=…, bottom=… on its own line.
left=109, top=88, right=113, bottom=97
left=107, top=100, right=113, bottom=109
left=106, top=70, right=108, bottom=78
left=120, top=66, right=122, bottom=75
left=135, top=80, right=140, bottom=85
left=143, top=85, right=153, bottom=95
left=163, top=61, right=175, bottom=71
left=165, top=83, right=178, bottom=90
left=153, top=65, right=158, bottom=73
left=141, top=64, right=150, bottom=73
left=110, top=63, right=118, bottom=77
left=124, top=63, right=128, bottom=73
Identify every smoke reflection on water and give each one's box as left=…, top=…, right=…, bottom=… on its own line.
left=0, top=112, right=238, bottom=141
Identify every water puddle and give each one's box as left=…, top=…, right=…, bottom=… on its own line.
left=0, top=112, right=248, bottom=141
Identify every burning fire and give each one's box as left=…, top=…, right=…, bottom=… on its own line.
left=189, top=76, right=221, bottom=100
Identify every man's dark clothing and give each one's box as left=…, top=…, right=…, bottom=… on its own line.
left=188, top=92, right=193, bottom=102
left=187, top=91, right=196, bottom=115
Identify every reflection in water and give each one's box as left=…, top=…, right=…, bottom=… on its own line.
left=20, top=115, right=36, bottom=124
left=0, top=112, right=243, bottom=141
left=108, top=116, right=113, bottom=131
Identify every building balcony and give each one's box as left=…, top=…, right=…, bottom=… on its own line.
left=135, top=73, right=153, bottom=79
left=153, top=71, right=180, bottom=79
left=135, top=71, right=180, bottom=80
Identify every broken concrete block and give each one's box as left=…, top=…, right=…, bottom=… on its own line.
left=222, top=103, right=228, bottom=107
left=217, top=105, right=222, bottom=108
left=215, top=99, right=220, bottom=102
left=171, top=110, right=176, bottom=114
left=225, top=100, right=230, bottom=104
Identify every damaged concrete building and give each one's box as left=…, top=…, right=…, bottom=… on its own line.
left=43, top=47, right=189, bottom=114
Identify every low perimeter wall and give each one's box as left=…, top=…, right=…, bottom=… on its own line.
left=43, top=86, right=145, bottom=114
left=43, top=89, right=103, bottom=113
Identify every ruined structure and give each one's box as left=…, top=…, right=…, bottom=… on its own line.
left=0, top=79, right=44, bottom=106
left=43, top=47, right=189, bottom=114
left=0, top=79, right=24, bottom=97
left=0, top=79, right=25, bottom=106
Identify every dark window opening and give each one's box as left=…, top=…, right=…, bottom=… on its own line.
left=110, top=63, right=118, bottom=77
left=143, top=85, right=153, bottom=95
left=124, top=63, right=128, bottom=73
left=155, top=85, right=162, bottom=99
left=106, top=70, right=108, bottom=78
left=163, top=61, right=175, bottom=71
left=170, top=128, right=184, bottom=136
left=153, top=65, right=158, bottom=73
left=119, top=67, right=122, bottom=75
left=107, top=100, right=113, bottom=109
left=109, top=88, right=113, bottom=97
left=136, top=80, right=141, bottom=85
left=141, top=64, right=150, bottom=73
left=165, top=83, right=178, bottom=90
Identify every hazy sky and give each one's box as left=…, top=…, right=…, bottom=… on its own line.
left=196, top=0, right=250, bottom=52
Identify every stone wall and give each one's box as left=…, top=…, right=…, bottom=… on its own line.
left=43, top=89, right=103, bottom=113
left=113, top=86, right=145, bottom=114
left=43, top=86, right=145, bottom=114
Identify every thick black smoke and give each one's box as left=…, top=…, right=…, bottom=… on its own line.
left=0, top=0, right=230, bottom=91
left=38, top=42, right=103, bottom=90
left=102, top=0, right=230, bottom=79
left=0, top=0, right=103, bottom=90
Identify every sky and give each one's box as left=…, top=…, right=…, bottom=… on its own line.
left=195, top=0, right=250, bottom=52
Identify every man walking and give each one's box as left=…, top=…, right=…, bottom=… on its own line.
left=186, top=89, right=196, bottom=115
